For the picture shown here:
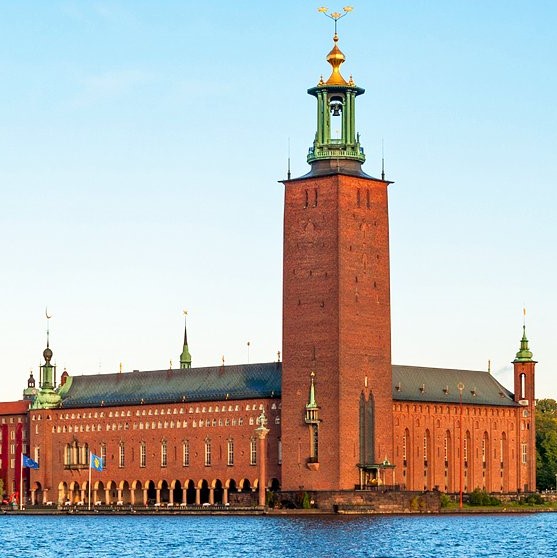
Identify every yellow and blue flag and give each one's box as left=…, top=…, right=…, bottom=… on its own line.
left=90, top=453, right=103, bottom=472
left=22, top=455, right=39, bottom=469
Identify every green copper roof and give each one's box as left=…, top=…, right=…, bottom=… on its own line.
left=513, top=326, right=534, bottom=362
left=60, top=362, right=281, bottom=408
left=306, top=372, right=318, bottom=409
left=392, top=365, right=517, bottom=407
left=59, top=361, right=518, bottom=409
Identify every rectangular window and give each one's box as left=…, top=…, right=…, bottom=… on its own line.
left=34, top=447, right=40, bottom=466
left=161, top=441, right=167, bottom=467
left=227, top=439, right=234, bottom=466
left=278, top=439, right=282, bottom=465
left=521, top=443, right=527, bottom=464
left=482, top=439, right=486, bottom=462
left=119, top=444, right=125, bottom=468
left=140, top=443, right=146, bottom=468
left=250, top=438, right=257, bottom=466
left=183, top=441, right=190, bottom=467
left=101, top=444, right=107, bottom=468
left=463, top=437, right=468, bottom=463
left=204, top=439, right=211, bottom=466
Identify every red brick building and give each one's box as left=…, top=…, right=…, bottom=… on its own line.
left=0, top=400, right=31, bottom=501
left=15, top=30, right=538, bottom=508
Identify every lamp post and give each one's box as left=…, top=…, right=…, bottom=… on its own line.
left=255, top=410, right=270, bottom=508
left=457, top=382, right=465, bottom=509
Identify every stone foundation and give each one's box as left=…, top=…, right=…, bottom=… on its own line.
left=278, top=489, right=442, bottom=513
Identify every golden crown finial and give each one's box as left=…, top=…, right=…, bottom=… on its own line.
left=318, top=6, right=354, bottom=86
left=318, top=6, right=353, bottom=34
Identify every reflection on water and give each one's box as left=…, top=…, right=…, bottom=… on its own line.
left=3, top=513, right=556, bottom=558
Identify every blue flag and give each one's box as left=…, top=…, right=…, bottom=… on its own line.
left=90, top=453, right=103, bottom=472
left=22, top=455, right=39, bottom=469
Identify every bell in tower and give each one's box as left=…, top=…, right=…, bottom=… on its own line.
left=307, top=8, right=366, bottom=175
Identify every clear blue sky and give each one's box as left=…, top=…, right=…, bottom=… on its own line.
left=1, top=1, right=555, bottom=401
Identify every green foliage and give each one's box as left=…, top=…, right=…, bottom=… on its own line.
left=266, top=491, right=278, bottom=508
left=536, top=398, right=557, bottom=490
left=0, top=478, right=4, bottom=498
left=468, top=488, right=501, bottom=506
left=519, top=493, right=544, bottom=506
left=301, top=491, right=311, bottom=509
left=439, top=493, right=451, bottom=508
left=409, top=496, right=426, bottom=511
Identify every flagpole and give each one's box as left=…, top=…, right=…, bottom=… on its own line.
left=88, top=453, right=92, bottom=511
left=20, top=452, right=23, bottom=511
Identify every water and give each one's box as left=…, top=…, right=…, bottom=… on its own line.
left=3, top=513, right=556, bottom=558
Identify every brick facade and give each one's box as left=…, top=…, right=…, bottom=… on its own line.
left=281, top=173, right=393, bottom=491
left=29, top=398, right=281, bottom=505
left=0, top=400, right=30, bottom=502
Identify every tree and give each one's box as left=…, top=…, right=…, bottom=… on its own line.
left=536, top=398, right=557, bottom=490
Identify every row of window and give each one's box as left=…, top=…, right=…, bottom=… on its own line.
left=51, top=415, right=279, bottom=436
left=37, top=402, right=280, bottom=422
left=63, top=438, right=281, bottom=470
left=0, top=417, right=25, bottom=424
left=401, top=430, right=528, bottom=465
left=0, top=430, right=27, bottom=442
left=394, top=404, right=518, bottom=417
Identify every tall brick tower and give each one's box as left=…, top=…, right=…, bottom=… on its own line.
left=281, top=17, right=394, bottom=491
left=512, top=325, right=537, bottom=492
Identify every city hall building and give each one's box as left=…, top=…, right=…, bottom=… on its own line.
left=1, top=30, right=536, bottom=509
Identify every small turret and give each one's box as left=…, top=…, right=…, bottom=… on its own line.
left=179, top=310, right=192, bottom=369
left=514, top=325, right=534, bottom=363
left=32, top=314, right=61, bottom=409
left=23, top=370, right=38, bottom=400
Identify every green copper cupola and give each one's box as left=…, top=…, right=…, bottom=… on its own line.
left=307, top=33, right=365, bottom=172
left=32, top=318, right=61, bottom=409
left=514, top=325, right=534, bottom=363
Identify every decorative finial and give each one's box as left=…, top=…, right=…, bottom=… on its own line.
left=119, top=362, right=123, bottom=373
left=317, top=8, right=354, bottom=86
left=381, top=138, right=385, bottom=181
left=180, top=309, right=192, bottom=369
left=318, top=6, right=353, bottom=35
left=45, top=307, right=53, bottom=348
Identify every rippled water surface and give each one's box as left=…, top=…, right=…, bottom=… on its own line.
left=3, top=513, right=556, bottom=558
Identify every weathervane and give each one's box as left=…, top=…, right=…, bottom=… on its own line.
left=318, top=6, right=353, bottom=34
left=45, top=307, right=53, bottom=348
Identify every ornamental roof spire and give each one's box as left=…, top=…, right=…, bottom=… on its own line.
left=180, top=309, right=192, bottom=369
left=306, top=371, right=318, bottom=410
left=318, top=6, right=354, bottom=86
left=514, top=325, right=534, bottom=363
